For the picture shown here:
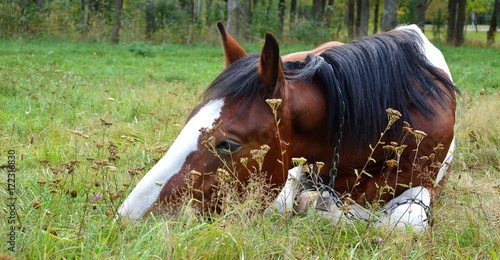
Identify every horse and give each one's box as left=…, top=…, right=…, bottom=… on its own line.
left=118, top=22, right=458, bottom=230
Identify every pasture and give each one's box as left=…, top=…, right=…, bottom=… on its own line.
left=0, top=38, right=499, bottom=259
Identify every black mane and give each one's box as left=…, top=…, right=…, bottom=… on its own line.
left=204, top=28, right=458, bottom=148
left=204, top=54, right=260, bottom=104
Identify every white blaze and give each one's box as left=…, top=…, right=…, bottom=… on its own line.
left=117, top=99, right=225, bottom=219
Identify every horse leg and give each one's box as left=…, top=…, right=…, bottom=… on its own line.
left=377, top=186, right=431, bottom=231
left=273, top=134, right=455, bottom=230
left=270, top=166, right=304, bottom=215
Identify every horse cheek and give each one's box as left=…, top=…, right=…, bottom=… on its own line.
left=257, top=131, right=273, bottom=144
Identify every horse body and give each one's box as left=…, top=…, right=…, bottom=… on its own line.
left=281, top=41, right=344, bottom=62
left=118, top=23, right=457, bottom=229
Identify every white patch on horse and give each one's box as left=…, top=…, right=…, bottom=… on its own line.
left=396, top=24, right=454, bottom=82
left=435, top=135, right=455, bottom=185
left=117, top=99, right=225, bottom=219
left=271, top=166, right=304, bottom=214
left=378, top=186, right=431, bottom=231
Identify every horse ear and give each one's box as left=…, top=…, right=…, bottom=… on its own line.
left=259, top=33, right=285, bottom=96
left=217, top=21, right=247, bottom=66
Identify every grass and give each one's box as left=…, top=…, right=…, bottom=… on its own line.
left=0, top=37, right=499, bottom=259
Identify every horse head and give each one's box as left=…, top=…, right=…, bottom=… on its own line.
left=117, top=22, right=330, bottom=219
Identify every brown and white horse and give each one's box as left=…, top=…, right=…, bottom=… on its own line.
left=118, top=23, right=457, bottom=230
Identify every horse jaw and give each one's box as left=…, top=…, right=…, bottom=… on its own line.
left=117, top=99, right=225, bottom=220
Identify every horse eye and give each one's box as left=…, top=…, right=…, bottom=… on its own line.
left=216, top=140, right=241, bottom=153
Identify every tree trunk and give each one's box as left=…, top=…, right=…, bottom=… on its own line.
left=226, top=0, right=240, bottom=38
left=373, top=0, right=380, bottom=34
left=447, top=0, right=466, bottom=46
left=355, top=0, right=360, bottom=36
left=111, top=0, right=123, bottom=44
left=242, top=0, right=250, bottom=39
left=455, top=0, right=466, bottom=46
left=381, top=0, right=397, bottom=31
left=205, top=0, right=212, bottom=26
left=325, top=0, right=335, bottom=27
left=347, top=0, right=355, bottom=38
left=447, top=0, right=457, bottom=45
left=183, top=0, right=195, bottom=21
left=145, top=0, right=154, bottom=40
left=278, top=0, right=286, bottom=37
left=472, top=12, right=478, bottom=32
left=290, top=0, right=297, bottom=25
left=312, top=0, right=323, bottom=21
left=487, top=0, right=500, bottom=46
left=358, top=0, right=369, bottom=37
left=414, top=0, right=426, bottom=31
left=195, top=0, right=201, bottom=20
left=81, top=0, right=87, bottom=25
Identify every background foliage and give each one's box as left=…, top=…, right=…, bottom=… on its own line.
left=1, top=0, right=498, bottom=45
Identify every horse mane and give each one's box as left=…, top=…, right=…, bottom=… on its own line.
left=286, top=28, right=458, bottom=148
left=203, top=54, right=260, bottom=104
left=203, top=28, right=458, bottom=149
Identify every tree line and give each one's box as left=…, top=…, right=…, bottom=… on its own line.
left=2, top=0, right=499, bottom=46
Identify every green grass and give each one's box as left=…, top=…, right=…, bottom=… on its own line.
left=1, top=38, right=499, bottom=259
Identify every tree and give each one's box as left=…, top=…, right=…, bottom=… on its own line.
left=180, top=0, right=194, bottom=21
left=381, top=0, right=397, bottom=31
left=145, top=0, right=154, bottom=40
left=227, top=0, right=249, bottom=39
left=348, top=0, right=369, bottom=37
left=278, top=0, right=286, bottom=36
left=241, top=0, right=250, bottom=39
left=373, top=0, right=380, bottom=34
left=414, top=0, right=427, bottom=31
left=81, top=0, right=89, bottom=26
left=488, top=0, right=500, bottom=45
left=290, top=0, right=297, bottom=25
left=357, top=0, right=369, bottom=36
left=227, top=0, right=240, bottom=37
left=347, top=0, right=355, bottom=38
left=456, top=0, right=466, bottom=45
left=325, top=0, right=335, bottom=27
left=447, top=0, right=467, bottom=46
left=111, top=0, right=123, bottom=44
left=447, top=0, right=457, bottom=43
left=312, top=0, right=325, bottom=21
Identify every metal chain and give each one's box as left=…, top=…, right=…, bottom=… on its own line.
left=313, top=62, right=352, bottom=218
left=380, top=197, right=432, bottom=222
left=327, top=82, right=345, bottom=200
left=315, top=185, right=363, bottom=220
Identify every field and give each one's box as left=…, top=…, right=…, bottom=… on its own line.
left=0, top=36, right=499, bottom=259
